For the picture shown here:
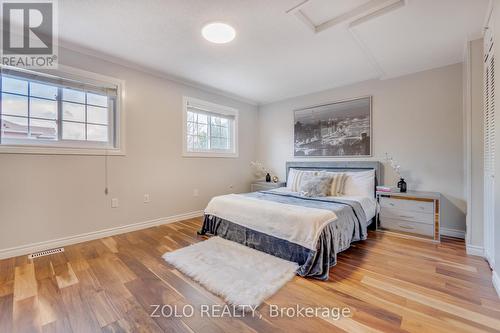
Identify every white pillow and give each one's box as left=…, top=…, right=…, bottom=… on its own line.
left=343, top=170, right=375, bottom=198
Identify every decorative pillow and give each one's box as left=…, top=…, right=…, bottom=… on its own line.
left=329, top=172, right=347, bottom=196
left=287, top=169, right=321, bottom=192
left=298, top=176, right=333, bottom=197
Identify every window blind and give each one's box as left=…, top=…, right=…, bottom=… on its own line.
left=0, top=67, right=118, bottom=97
left=186, top=101, right=235, bottom=119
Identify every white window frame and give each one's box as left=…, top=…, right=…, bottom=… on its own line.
left=0, top=65, right=126, bottom=156
left=182, top=96, right=239, bottom=158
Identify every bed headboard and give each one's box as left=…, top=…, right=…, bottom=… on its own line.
left=285, top=161, right=383, bottom=188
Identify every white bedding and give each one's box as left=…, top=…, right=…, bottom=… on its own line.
left=204, top=193, right=337, bottom=250
left=335, top=195, right=377, bottom=222
left=270, top=187, right=377, bottom=223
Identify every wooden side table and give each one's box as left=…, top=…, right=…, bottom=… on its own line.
left=251, top=181, right=286, bottom=192
left=376, top=190, right=441, bottom=242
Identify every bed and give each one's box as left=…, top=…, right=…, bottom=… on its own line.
left=199, top=161, right=382, bottom=280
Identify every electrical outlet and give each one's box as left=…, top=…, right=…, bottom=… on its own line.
left=111, top=198, right=119, bottom=208
left=144, top=194, right=150, bottom=203
left=193, top=189, right=199, bottom=197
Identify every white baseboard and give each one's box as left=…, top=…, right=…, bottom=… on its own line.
left=485, top=249, right=495, bottom=269
left=440, top=227, right=465, bottom=239
left=466, top=244, right=484, bottom=257
left=493, top=270, right=500, bottom=298
left=0, top=210, right=204, bottom=260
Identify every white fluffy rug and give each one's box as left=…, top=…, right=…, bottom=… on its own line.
left=162, top=237, right=298, bottom=308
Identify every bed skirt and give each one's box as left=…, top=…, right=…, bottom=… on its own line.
left=199, top=214, right=342, bottom=280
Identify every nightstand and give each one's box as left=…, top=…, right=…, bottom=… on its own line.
left=251, top=181, right=286, bottom=192
left=376, top=190, right=441, bottom=242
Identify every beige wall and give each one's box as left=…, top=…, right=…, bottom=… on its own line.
left=0, top=47, right=258, bottom=252
left=467, top=38, right=485, bottom=247
left=258, top=64, right=465, bottom=232
left=0, top=49, right=469, bottom=252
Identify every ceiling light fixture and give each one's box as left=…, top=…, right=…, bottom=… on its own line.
left=202, top=22, right=236, bottom=44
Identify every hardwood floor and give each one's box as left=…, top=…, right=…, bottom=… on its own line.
left=1, top=217, right=499, bottom=333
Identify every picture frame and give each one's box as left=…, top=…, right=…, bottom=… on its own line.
left=293, top=96, right=372, bottom=157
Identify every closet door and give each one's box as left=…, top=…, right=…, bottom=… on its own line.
left=484, top=28, right=496, bottom=267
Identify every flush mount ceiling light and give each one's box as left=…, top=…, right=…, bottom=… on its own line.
left=202, top=22, right=236, bottom=44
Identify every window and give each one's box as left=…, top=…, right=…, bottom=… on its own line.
left=183, top=97, right=238, bottom=157
left=0, top=66, right=123, bottom=154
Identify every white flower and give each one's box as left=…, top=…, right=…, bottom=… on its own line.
left=250, top=161, right=269, bottom=178
left=385, top=153, right=402, bottom=178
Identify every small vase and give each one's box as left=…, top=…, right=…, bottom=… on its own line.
left=265, top=173, right=271, bottom=183
left=397, top=178, right=407, bottom=193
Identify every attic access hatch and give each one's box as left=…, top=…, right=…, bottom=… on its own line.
left=287, top=0, right=406, bottom=33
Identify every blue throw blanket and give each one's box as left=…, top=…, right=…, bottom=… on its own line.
left=200, top=190, right=369, bottom=280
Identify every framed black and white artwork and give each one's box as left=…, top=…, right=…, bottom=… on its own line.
left=294, top=96, right=372, bottom=157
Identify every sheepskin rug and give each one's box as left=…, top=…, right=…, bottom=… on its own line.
left=162, top=236, right=298, bottom=308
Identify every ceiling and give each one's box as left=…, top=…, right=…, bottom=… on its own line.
left=57, top=0, right=489, bottom=104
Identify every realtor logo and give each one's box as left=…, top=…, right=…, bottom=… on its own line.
left=1, top=0, right=58, bottom=68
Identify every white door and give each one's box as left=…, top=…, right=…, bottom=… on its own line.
left=484, top=28, right=496, bottom=268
